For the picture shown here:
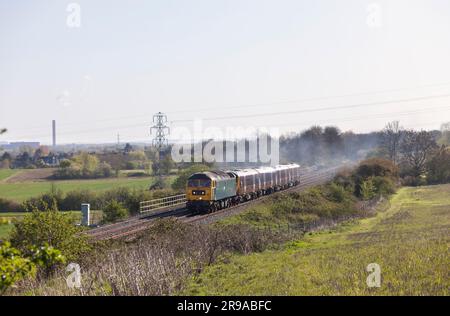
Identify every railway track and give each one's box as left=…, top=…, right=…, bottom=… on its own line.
left=87, top=165, right=347, bottom=240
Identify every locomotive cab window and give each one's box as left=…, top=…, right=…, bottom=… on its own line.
left=188, top=179, right=211, bottom=187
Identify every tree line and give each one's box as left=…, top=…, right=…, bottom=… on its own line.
left=380, top=121, right=450, bottom=185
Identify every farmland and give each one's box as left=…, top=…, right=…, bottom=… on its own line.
left=0, top=169, right=20, bottom=181
left=186, top=184, right=450, bottom=296
left=0, top=169, right=174, bottom=202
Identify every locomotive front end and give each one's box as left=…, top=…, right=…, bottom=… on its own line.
left=186, top=173, right=214, bottom=212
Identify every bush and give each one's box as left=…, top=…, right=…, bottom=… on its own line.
left=328, top=183, right=348, bottom=203
left=21, top=187, right=176, bottom=216
left=96, top=162, right=112, bottom=178
left=355, top=158, right=398, bottom=179
left=22, top=191, right=63, bottom=212
left=401, top=176, right=427, bottom=187
left=60, top=190, right=98, bottom=211
left=359, top=179, right=376, bottom=200
left=333, top=168, right=355, bottom=192
left=124, top=161, right=139, bottom=170
left=102, top=200, right=129, bottom=224
left=10, top=207, right=91, bottom=262
left=0, top=241, right=65, bottom=294
left=150, top=177, right=166, bottom=190
left=126, top=171, right=148, bottom=177
left=269, top=185, right=357, bottom=220
left=353, top=158, right=399, bottom=198
left=0, top=198, right=23, bottom=212
left=372, top=176, right=396, bottom=195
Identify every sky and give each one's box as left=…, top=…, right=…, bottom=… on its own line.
left=1, top=0, right=450, bottom=144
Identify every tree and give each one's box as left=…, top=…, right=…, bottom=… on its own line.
left=13, top=151, right=32, bottom=168
left=400, top=130, right=438, bottom=178
left=438, top=122, right=450, bottom=146
left=427, top=146, right=450, bottom=184
left=300, top=126, right=325, bottom=165
left=55, top=153, right=111, bottom=179
left=171, top=164, right=210, bottom=191
left=33, top=148, right=43, bottom=161
left=160, top=155, right=175, bottom=174
left=1, top=152, right=11, bottom=161
left=74, top=152, right=99, bottom=177
left=124, top=143, right=133, bottom=153
left=0, top=152, right=12, bottom=169
left=381, top=121, right=403, bottom=164
left=323, top=126, right=343, bottom=157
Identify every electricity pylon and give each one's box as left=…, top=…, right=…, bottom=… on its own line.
left=150, top=112, right=170, bottom=179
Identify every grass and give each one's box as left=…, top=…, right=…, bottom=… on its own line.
left=0, top=176, right=175, bottom=202
left=185, top=184, right=450, bottom=296
left=0, top=169, right=20, bottom=181
left=0, top=223, right=14, bottom=239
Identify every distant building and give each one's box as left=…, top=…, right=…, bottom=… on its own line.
left=2, top=142, right=40, bottom=150
left=39, top=154, right=60, bottom=167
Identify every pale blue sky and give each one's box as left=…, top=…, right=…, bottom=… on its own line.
left=1, top=0, right=450, bottom=144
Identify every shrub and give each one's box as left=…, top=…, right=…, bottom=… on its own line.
left=60, top=190, right=98, bottom=211
left=401, top=176, right=427, bottom=187
left=0, top=241, right=65, bottom=294
left=22, top=191, right=63, bottom=212
left=9, top=205, right=91, bottom=262
left=333, top=168, right=355, bottom=192
left=96, top=162, right=112, bottom=178
left=126, top=171, right=148, bottom=177
left=102, top=200, right=129, bottom=224
left=355, top=158, right=398, bottom=179
left=269, top=185, right=357, bottom=220
left=150, top=177, right=166, bottom=190
left=353, top=158, right=399, bottom=198
left=360, top=178, right=376, bottom=200
left=328, top=183, right=348, bottom=203
left=372, top=176, right=396, bottom=195
left=0, top=198, right=23, bottom=212
left=125, top=161, right=139, bottom=170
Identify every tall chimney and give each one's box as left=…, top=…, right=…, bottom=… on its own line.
left=52, top=120, right=56, bottom=148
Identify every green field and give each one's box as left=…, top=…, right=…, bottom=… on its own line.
left=186, top=184, right=450, bottom=295
left=0, top=169, right=20, bottom=181
left=0, top=176, right=174, bottom=202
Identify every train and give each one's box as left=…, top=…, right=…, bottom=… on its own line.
left=186, top=164, right=301, bottom=213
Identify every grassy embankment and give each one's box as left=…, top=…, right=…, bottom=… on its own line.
left=186, top=184, right=450, bottom=296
